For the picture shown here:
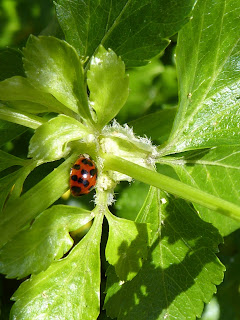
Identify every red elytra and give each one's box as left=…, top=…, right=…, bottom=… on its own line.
left=70, top=156, right=97, bottom=196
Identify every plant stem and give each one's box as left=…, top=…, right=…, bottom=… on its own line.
left=103, top=154, right=240, bottom=222
left=0, top=105, right=45, bottom=129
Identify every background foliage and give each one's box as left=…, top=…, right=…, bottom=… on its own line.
left=0, top=0, right=240, bottom=319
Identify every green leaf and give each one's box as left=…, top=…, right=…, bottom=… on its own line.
left=0, top=205, right=93, bottom=279
left=128, top=107, right=177, bottom=144
left=23, top=35, right=91, bottom=121
left=10, top=213, right=103, bottom=320
left=56, top=0, right=195, bottom=67
left=136, top=186, right=160, bottom=233
left=0, top=119, right=26, bottom=147
left=105, top=211, right=149, bottom=282
left=104, top=189, right=225, bottom=319
left=0, top=48, right=24, bottom=81
left=7, top=162, right=38, bottom=202
left=165, top=146, right=240, bottom=236
left=0, top=153, right=79, bottom=248
left=87, top=46, right=129, bottom=127
left=164, top=0, right=240, bottom=154
left=0, top=170, right=23, bottom=212
left=0, top=158, right=36, bottom=212
left=0, top=76, right=71, bottom=115
left=28, top=115, right=90, bottom=161
left=6, top=101, right=49, bottom=114
left=114, top=181, right=149, bottom=221
left=0, top=150, right=26, bottom=172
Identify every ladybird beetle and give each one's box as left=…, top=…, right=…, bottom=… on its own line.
left=70, top=155, right=97, bottom=196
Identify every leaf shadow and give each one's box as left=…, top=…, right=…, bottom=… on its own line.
left=109, top=223, right=149, bottom=281
left=182, top=148, right=211, bottom=167
left=104, top=198, right=223, bottom=319
left=112, top=222, right=149, bottom=282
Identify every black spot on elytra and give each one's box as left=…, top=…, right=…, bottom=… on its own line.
left=81, top=169, right=88, bottom=176
left=73, top=164, right=81, bottom=170
left=90, top=168, right=96, bottom=177
left=81, top=158, right=93, bottom=166
left=83, top=180, right=90, bottom=187
left=71, top=175, right=78, bottom=181
left=71, top=186, right=81, bottom=195
left=78, top=177, right=83, bottom=183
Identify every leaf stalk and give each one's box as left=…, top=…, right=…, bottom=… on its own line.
left=103, top=154, right=240, bottom=222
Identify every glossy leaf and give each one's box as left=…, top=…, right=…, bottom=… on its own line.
left=0, top=205, right=93, bottom=279
left=165, top=146, right=240, bottom=236
left=11, top=213, right=103, bottom=320
left=23, top=36, right=91, bottom=120
left=104, top=188, right=225, bottom=319
left=28, top=115, right=89, bottom=161
left=87, top=46, right=129, bottom=127
left=164, top=0, right=240, bottom=154
left=105, top=211, right=149, bottom=281
left=0, top=76, right=70, bottom=115
left=55, top=0, right=195, bottom=67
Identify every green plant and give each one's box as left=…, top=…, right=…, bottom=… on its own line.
left=0, top=0, right=240, bottom=319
